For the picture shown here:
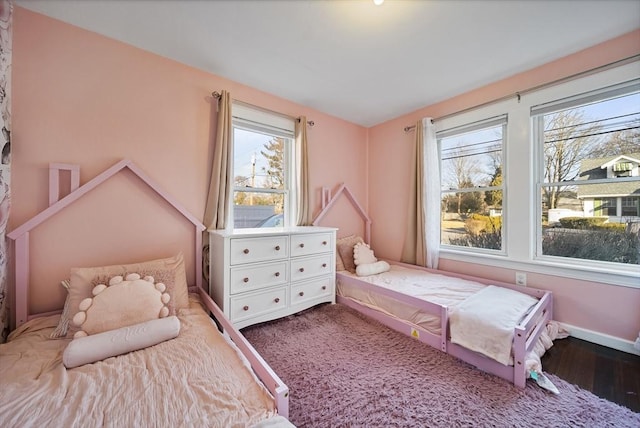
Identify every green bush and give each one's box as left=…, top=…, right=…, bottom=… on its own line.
left=464, top=219, right=485, bottom=236
left=450, top=229, right=502, bottom=250
left=593, top=223, right=626, bottom=231
left=469, top=213, right=502, bottom=232
left=558, top=217, right=607, bottom=229
left=542, top=228, right=638, bottom=264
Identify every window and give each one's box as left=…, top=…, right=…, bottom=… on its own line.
left=533, top=81, right=640, bottom=266
left=594, top=198, right=617, bottom=217
left=231, top=103, right=295, bottom=229
left=432, top=62, right=639, bottom=287
left=438, top=116, right=506, bottom=253
left=622, top=197, right=640, bottom=217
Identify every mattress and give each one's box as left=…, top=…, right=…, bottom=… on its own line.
left=337, top=264, right=485, bottom=334
left=0, top=294, right=285, bottom=427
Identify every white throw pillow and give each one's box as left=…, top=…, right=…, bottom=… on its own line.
left=356, top=260, right=390, bottom=276
left=353, top=242, right=377, bottom=266
left=63, top=316, right=180, bottom=368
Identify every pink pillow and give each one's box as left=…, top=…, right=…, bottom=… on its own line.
left=72, top=273, right=172, bottom=338
left=336, top=235, right=364, bottom=273
left=62, top=253, right=188, bottom=338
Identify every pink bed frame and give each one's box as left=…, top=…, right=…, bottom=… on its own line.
left=313, top=184, right=553, bottom=388
left=7, top=159, right=289, bottom=418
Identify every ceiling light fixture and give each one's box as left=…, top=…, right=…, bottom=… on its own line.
left=373, top=0, right=384, bottom=5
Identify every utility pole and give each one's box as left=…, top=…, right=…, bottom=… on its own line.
left=250, top=153, right=256, bottom=205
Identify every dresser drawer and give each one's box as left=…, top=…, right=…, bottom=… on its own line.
left=290, top=276, right=334, bottom=305
left=230, top=261, right=289, bottom=294
left=230, top=235, right=289, bottom=265
left=290, top=253, right=333, bottom=282
left=230, top=287, right=287, bottom=322
left=290, top=232, right=333, bottom=257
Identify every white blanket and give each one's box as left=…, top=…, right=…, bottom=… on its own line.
left=450, top=285, right=538, bottom=365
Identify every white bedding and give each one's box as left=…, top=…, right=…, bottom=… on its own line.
left=337, top=264, right=485, bottom=334
left=449, top=285, right=538, bottom=365
left=0, top=294, right=290, bottom=428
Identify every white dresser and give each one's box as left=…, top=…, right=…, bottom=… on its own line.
left=208, top=226, right=337, bottom=329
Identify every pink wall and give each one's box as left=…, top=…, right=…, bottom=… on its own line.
left=11, top=7, right=367, bottom=312
left=10, top=6, right=640, bottom=345
left=368, top=30, right=640, bottom=343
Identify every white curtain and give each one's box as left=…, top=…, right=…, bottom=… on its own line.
left=423, top=118, right=440, bottom=269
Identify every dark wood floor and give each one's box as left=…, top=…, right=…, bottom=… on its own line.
left=541, top=336, right=640, bottom=413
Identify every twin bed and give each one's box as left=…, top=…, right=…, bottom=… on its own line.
left=314, top=185, right=558, bottom=390
left=336, top=258, right=555, bottom=388
left=0, top=160, right=291, bottom=427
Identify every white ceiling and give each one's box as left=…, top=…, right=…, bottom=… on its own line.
left=17, top=0, right=640, bottom=127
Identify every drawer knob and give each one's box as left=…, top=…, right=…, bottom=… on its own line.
left=275, top=245, right=280, bottom=251
left=322, top=263, right=327, bottom=268
left=243, top=249, right=250, bottom=254
left=243, top=305, right=249, bottom=311
left=275, top=272, right=280, bottom=277
left=299, top=291, right=304, bottom=297
left=299, top=267, right=305, bottom=273
left=322, top=241, right=327, bottom=245
left=274, top=297, right=280, bottom=303
left=243, top=277, right=249, bottom=283
left=299, top=243, right=305, bottom=248
left=322, top=285, right=327, bottom=290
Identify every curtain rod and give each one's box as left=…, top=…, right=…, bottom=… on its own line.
left=212, top=91, right=315, bottom=127
left=403, top=53, right=640, bottom=133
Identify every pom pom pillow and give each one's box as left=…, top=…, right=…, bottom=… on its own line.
left=60, top=253, right=188, bottom=338
left=352, top=242, right=390, bottom=276
left=72, top=273, right=171, bottom=338
left=353, top=242, right=377, bottom=266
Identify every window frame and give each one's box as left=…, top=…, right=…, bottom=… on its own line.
left=432, top=61, right=640, bottom=289
left=532, top=78, right=640, bottom=272
left=230, top=102, right=296, bottom=230
left=437, top=115, right=508, bottom=255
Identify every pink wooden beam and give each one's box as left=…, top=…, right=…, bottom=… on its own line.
left=195, top=287, right=289, bottom=417
left=13, top=233, right=29, bottom=329
left=8, top=159, right=207, bottom=324
left=313, top=183, right=372, bottom=243
left=321, top=186, right=331, bottom=209
left=49, top=163, right=80, bottom=206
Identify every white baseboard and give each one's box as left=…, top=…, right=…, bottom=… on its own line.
left=560, top=323, right=640, bottom=356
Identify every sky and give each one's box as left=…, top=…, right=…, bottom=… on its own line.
left=233, top=128, right=276, bottom=188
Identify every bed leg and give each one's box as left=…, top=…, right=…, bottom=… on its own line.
left=513, top=326, right=527, bottom=388
left=440, top=306, right=448, bottom=352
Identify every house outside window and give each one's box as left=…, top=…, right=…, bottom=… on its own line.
left=433, top=62, right=639, bottom=287
left=231, top=103, right=295, bottom=229
left=437, top=116, right=506, bottom=253
left=533, top=81, right=640, bottom=265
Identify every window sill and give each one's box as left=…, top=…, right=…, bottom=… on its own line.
left=439, top=249, right=640, bottom=289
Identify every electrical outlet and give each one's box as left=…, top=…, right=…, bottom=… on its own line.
left=515, top=272, right=527, bottom=286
